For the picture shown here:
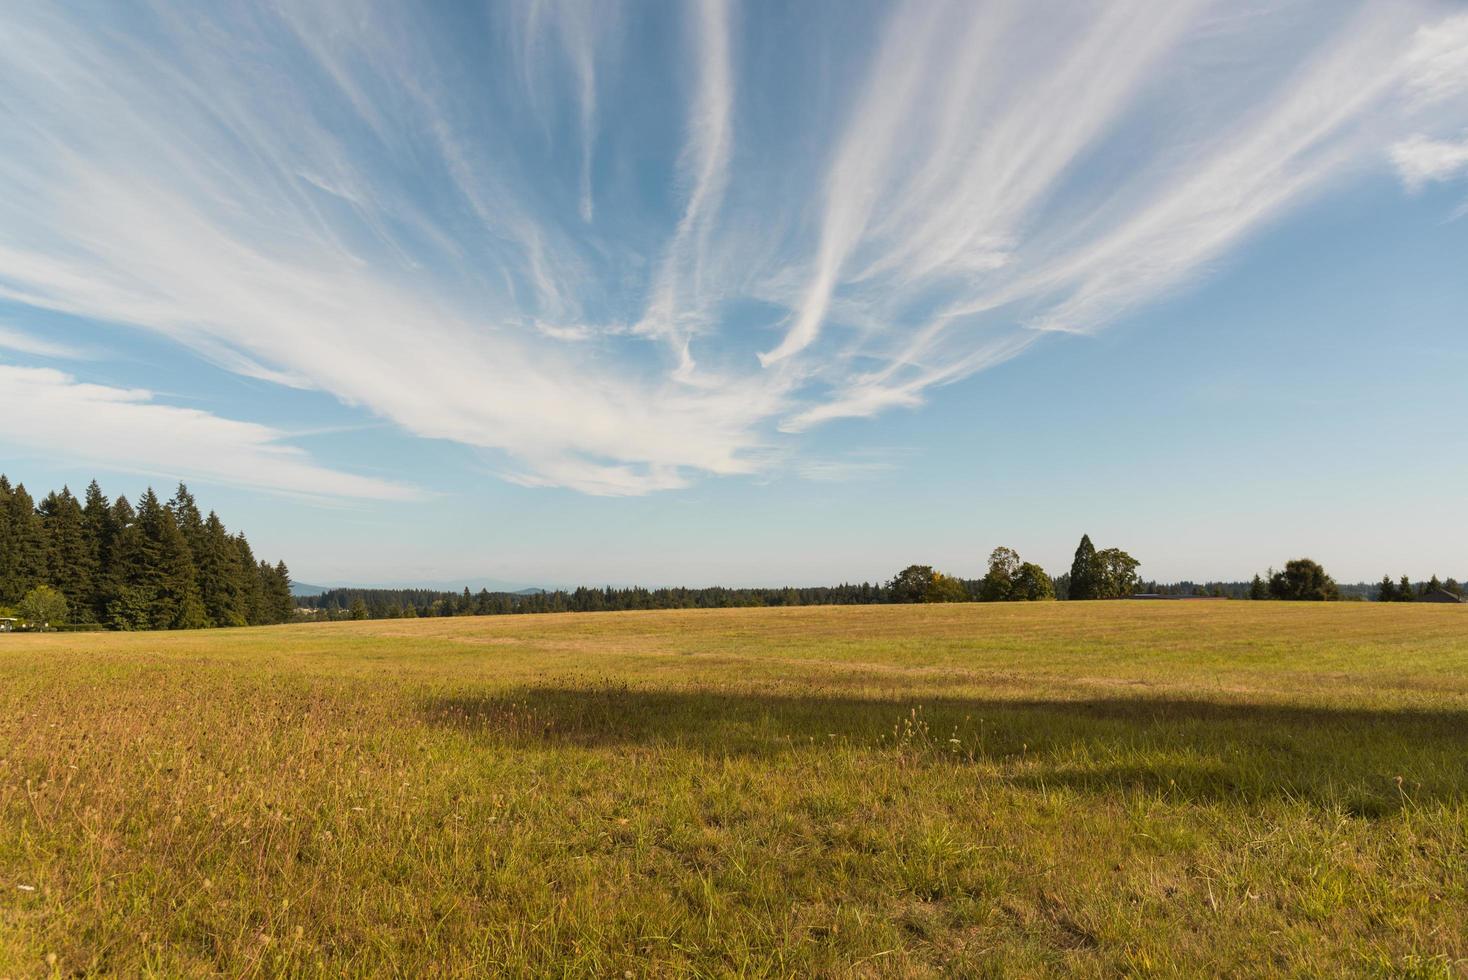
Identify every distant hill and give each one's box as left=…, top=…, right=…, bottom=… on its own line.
left=289, top=580, right=543, bottom=598
left=290, top=582, right=330, bottom=597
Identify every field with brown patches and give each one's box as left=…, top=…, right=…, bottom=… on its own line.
left=2, top=602, right=1467, bottom=976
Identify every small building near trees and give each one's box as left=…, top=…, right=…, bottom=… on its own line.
left=1418, top=589, right=1466, bottom=604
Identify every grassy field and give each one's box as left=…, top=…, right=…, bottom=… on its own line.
left=2, top=602, right=1466, bottom=977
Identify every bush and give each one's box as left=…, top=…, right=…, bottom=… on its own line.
left=19, top=585, right=68, bottom=629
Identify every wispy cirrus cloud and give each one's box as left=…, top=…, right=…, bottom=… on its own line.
left=0, top=363, right=420, bottom=501
left=1392, top=134, right=1468, bottom=189
left=0, top=1, right=1462, bottom=495
left=0, top=324, right=93, bottom=360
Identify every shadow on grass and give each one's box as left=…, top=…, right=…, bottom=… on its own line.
left=422, top=685, right=1468, bottom=815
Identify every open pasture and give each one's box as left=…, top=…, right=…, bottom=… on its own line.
left=2, top=602, right=1467, bottom=976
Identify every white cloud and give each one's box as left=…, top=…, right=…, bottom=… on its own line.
left=0, top=363, right=421, bottom=501
left=1403, top=12, right=1468, bottom=108
left=0, top=325, right=91, bottom=360
left=0, top=2, right=1461, bottom=494
left=1392, top=134, right=1468, bottom=188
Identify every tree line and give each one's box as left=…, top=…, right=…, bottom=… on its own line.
left=0, top=476, right=293, bottom=630
left=1375, top=574, right=1463, bottom=602
left=300, top=535, right=1147, bottom=621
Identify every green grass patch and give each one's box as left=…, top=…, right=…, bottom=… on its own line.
left=2, top=603, right=1466, bottom=975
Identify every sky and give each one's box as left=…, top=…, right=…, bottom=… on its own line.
left=1, top=0, right=1466, bottom=588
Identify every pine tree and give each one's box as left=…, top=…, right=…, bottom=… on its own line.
left=233, top=534, right=267, bottom=625
left=1249, top=574, right=1269, bottom=600
left=1067, top=534, right=1098, bottom=600
left=38, top=488, right=95, bottom=621
left=1376, top=575, right=1397, bottom=602
left=0, top=479, right=47, bottom=604
left=1398, top=575, right=1414, bottom=602
left=105, top=494, right=153, bottom=630
left=197, top=512, right=246, bottom=627
left=81, top=481, right=112, bottom=620
left=264, top=560, right=294, bottom=623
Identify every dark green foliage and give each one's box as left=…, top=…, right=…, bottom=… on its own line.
left=978, top=548, right=1054, bottom=601
left=1268, top=559, right=1340, bottom=601
left=39, top=488, right=96, bottom=621
left=197, top=513, right=247, bottom=627
left=1398, top=575, right=1414, bottom=602
left=1093, top=548, right=1141, bottom=599
left=1067, top=535, right=1099, bottom=600
left=1010, top=563, right=1056, bottom=601
left=1376, top=575, right=1397, bottom=602
left=82, top=482, right=114, bottom=621
left=924, top=572, right=968, bottom=603
left=232, top=535, right=268, bottom=625
left=1249, top=575, right=1270, bottom=600
left=1065, top=535, right=1140, bottom=599
left=109, top=489, right=204, bottom=630
left=263, top=561, right=294, bottom=624
left=0, top=478, right=48, bottom=604
left=887, top=565, right=936, bottom=604
left=0, top=473, right=292, bottom=630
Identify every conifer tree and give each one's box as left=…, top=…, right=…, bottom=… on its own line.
left=39, top=488, right=95, bottom=621
left=81, top=481, right=112, bottom=620
left=1067, top=534, right=1098, bottom=600
left=1398, top=575, right=1414, bottom=602
left=0, top=479, right=47, bottom=604
left=265, top=560, right=294, bottom=623
left=233, top=534, right=267, bottom=625
left=1376, top=575, right=1397, bottom=602
left=197, top=512, right=247, bottom=627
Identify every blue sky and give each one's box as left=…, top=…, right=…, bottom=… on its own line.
left=2, top=0, right=1466, bottom=587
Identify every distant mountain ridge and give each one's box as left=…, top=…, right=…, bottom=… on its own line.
left=290, top=580, right=543, bottom=598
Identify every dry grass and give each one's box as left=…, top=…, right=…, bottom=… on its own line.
left=2, top=602, right=1466, bottom=976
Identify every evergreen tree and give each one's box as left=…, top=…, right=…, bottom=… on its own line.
left=1249, top=574, right=1269, bottom=600
left=107, top=490, right=205, bottom=629
left=38, top=488, right=96, bottom=621
left=81, top=481, right=112, bottom=620
left=1067, top=534, right=1098, bottom=600
left=264, top=560, right=294, bottom=623
left=1398, top=575, right=1414, bottom=602
left=105, top=494, right=152, bottom=630
left=1376, top=575, right=1397, bottom=602
left=1424, top=575, right=1442, bottom=597
left=233, top=534, right=267, bottom=625
left=197, top=512, right=247, bottom=627
left=0, top=479, right=47, bottom=604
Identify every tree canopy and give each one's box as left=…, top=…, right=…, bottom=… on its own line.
left=0, top=475, right=294, bottom=630
left=1268, top=559, right=1339, bottom=601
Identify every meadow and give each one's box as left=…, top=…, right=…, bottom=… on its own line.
left=2, top=602, right=1466, bottom=977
